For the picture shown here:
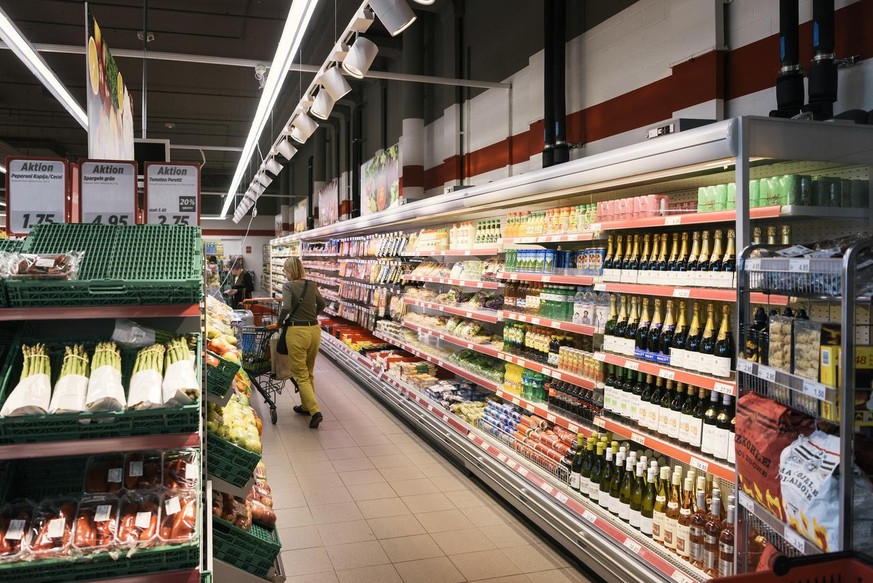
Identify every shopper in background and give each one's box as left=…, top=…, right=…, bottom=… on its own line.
left=225, top=259, right=254, bottom=309
left=279, top=257, right=326, bottom=429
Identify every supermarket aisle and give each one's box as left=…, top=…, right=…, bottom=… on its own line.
left=251, top=353, right=594, bottom=583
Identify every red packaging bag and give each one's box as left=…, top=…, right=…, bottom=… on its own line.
left=734, top=392, right=814, bottom=520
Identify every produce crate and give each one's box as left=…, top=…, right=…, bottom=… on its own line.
left=7, top=224, right=202, bottom=307
left=0, top=335, right=201, bottom=444
left=212, top=517, right=280, bottom=579
left=201, top=571, right=212, bottom=583
left=0, top=239, right=24, bottom=308
left=206, top=433, right=261, bottom=488
left=206, top=350, right=240, bottom=402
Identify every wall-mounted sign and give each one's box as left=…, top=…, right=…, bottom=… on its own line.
left=144, top=162, right=200, bottom=225
left=317, top=179, right=339, bottom=227
left=360, top=144, right=401, bottom=216
left=5, top=157, right=69, bottom=235
left=78, top=160, right=137, bottom=225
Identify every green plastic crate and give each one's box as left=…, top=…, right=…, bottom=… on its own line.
left=0, top=335, right=201, bottom=444
left=7, top=224, right=202, bottom=307
left=212, top=517, right=280, bottom=579
left=206, top=351, right=240, bottom=401
left=206, top=433, right=261, bottom=488
left=0, top=239, right=24, bottom=308
left=201, top=570, right=212, bottom=583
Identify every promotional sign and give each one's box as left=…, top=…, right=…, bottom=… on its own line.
left=144, top=162, right=200, bottom=225
left=78, top=160, right=137, bottom=224
left=86, top=7, right=135, bottom=160
left=293, top=200, right=308, bottom=233
left=317, top=179, right=339, bottom=227
left=360, top=143, right=401, bottom=216
left=5, top=157, right=69, bottom=235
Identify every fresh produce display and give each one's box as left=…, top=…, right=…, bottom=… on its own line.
left=163, top=449, right=200, bottom=490
left=162, top=337, right=199, bottom=406
left=206, top=393, right=263, bottom=454
left=116, top=491, right=160, bottom=546
left=85, top=455, right=125, bottom=494
left=0, top=502, right=32, bottom=561
left=247, top=462, right=276, bottom=528
left=5, top=252, right=83, bottom=279
left=29, top=499, right=77, bottom=557
left=212, top=491, right=251, bottom=530
left=448, top=349, right=504, bottom=383
left=158, top=491, right=197, bottom=544
left=85, top=342, right=125, bottom=412
left=0, top=344, right=51, bottom=416
left=72, top=496, right=119, bottom=553
left=48, top=345, right=90, bottom=414
left=124, top=452, right=162, bottom=490
left=128, top=344, right=164, bottom=410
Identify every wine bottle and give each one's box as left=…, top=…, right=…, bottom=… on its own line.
left=636, top=297, right=652, bottom=354
left=647, top=298, right=664, bottom=359
left=663, top=467, right=682, bottom=551
left=631, top=371, right=645, bottom=426
left=684, top=302, right=703, bottom=370
left=619, top=456, right=634, bottom=521
left=718, top=499, right=736, bottom=577
left=639, top=374, right=656, bottom=431
left=698, top=303, right=718, bottom=375
left=630, top=460, right=645, bottom=529
left=703, top=493, right=722, bottom=576
left=687, top=231, right=701, bottom=271
left=604, top=295, right=618, bottom=337
left=611, top=235, right=625, bottom=277
left=695, top=231, right=711, bottom=286
left=713, top=305, right=734, bottom=378
left=667, top=233, right=680, bottom=271
left=589, top=442, right=605, bottom=500
left=676, top=231, right=690, bottom=271
left=657, top=380, right=675, bottom=438
left=676, top=477, right=694, bottom=559
left=668, top=382, right=685, bottom=441
left=625, top=234, right=640, bottom=271
left=766, top=226, right=777, bottom=245
left=744, top=306, right=768, bottom=363
left=690, top=488, right=707, bottom=567
left=722, top=229, right=736, bottom=272
left=679, top=385, right=700, bottom=446
left=670, top=300, right=688, bottom=368
left=652, top=466, right=670, bottom=544
left=620, top=367, right=635, bottom=420
left=700, top=390, right=720, bottom=456
left=713, top=394, right=732, bottom=461
left=569, top=434, right=585, bottom=491
left=708, top=230, right=725, bottom=271
left=598, top=446, right=614, bottom=509
left=613, top=296, right=629, bottom=339
left=603, top=364, right=616, bottom=414
left=655, top=233, right=669, bottom=271
left=648, top=377, right=665, bottom=433
left=639, top=234, right=652, bottom=272
left=657, top=299, right=675, bottom=360
left=623, top=297, right=640, bottom=357
left=580, top=437, right=595, bottom=496
left=641, top=466, right=657, bottom=536
left=608, top=451, right=624, bottom=516
left=602, top=235, right=615, bottom=270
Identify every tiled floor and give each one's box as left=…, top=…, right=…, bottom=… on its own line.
left=250, top=351, right=594, bottom=583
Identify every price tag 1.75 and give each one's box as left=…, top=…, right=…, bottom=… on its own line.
left=6, top=158, right=68, bottom=235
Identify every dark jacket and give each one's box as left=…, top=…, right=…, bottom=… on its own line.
left=230, top=270, right=254, bottom=309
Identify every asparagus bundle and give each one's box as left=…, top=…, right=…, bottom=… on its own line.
left=128, top=344, right=165, bottom=410
left=85, top=342, right=126, bottom=412
left=49, top=345, right=90, bottom=413
left=1, top=344, right=51, bottom=416
left=162, top=337, right=199, bottom=406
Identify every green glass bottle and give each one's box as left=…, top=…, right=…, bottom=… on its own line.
left=598, top=445, right=613, bottom=509
left=629, top=460, right=645, bottom=529
left=569, top=434, right=585, bottom=492
left=619, top=456, right=635, bottom=522
left=609, top=450, right=625, bottom=516
left=641, top=466, right=657, bottom=536
left=580, top=437, right=595, bottom=497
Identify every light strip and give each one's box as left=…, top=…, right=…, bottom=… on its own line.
left=0, top=163, right=5, bottom=173
left=221, top=0, right=320, bottom=218
left=0, top=7, right=86, bottom=128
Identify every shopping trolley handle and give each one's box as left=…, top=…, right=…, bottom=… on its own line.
left=772, top=551, right=862, bottom=576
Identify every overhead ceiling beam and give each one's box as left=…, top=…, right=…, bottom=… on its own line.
left=171, top=144, right=243, bottom=152
left=0, top=42, right=510, bottom=90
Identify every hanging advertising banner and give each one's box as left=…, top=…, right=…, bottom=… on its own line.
left=78, top=160, right=137, bottom=225
left=144, top=162, right=200, bottom=225
left=293, top=200, right=308, bottom=233
left=5, top=157, right=69, bottom=235
left=86, top=6, right=135, bottom=160
left=360, top=144, right=401, bottom=216
left=317, top=179, right=339, bottom=227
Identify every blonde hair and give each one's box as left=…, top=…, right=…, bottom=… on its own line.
left=284, top=256, right=306, bottom=280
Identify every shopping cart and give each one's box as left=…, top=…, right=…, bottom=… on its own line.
left=239, top=323, right=298, bottom=425
left=718, top=551, right=873, bottom=582
left=242, top=298, right=282, bottom=327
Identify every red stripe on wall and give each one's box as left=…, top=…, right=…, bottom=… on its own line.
left=402, top=165, right=424, bottom=188
left=202, top=229, right=276, bottom=236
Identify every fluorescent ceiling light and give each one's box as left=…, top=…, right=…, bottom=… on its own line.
left=0, top=163, right=5, bottom=173
left=221, top=0, right=321, bottom=218
left=0, top=7, right=87, bottom=128
left=412, top=0, right=434, bottom=4
left=201, top=216, right=228, bottom=221
left=342, top=36, right=378, bottom=78
left=369, top=0, right=416, bottom=36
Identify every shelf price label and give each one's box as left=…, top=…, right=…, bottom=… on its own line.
left=622, top=538, right=642, bottom=554
left=736, top=359, right=754, bottom=374
left=664, top=216, right=682, bottom=226
left=758, top=365, right=777, bottom=383
left=671, top=571, right=695, bottom=583
left=582, top=509, right=598, bottom=524
left=145, top=162, right=200, bottom=226
left=784, top=528, right=806, bottom=552
left=737, top=491, right=754, bottom=512
left=789, top=259, right=810, bottom=273
left=801, top=379, right=827, bottom=401
left=658, top=369, right=676, bottom=381
left=5, top=157, right=68, bottom=235
left=672, top=288, right=691, bottom=299
left=79, top=160, right=137, bottom=225
left=689, top=457, right=709, bottom=472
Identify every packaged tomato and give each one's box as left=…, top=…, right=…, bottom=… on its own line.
left=116, top=492, right=160, bottom=547
left=124, top=452, right=162, bottom=491
left=219, top=492, right=251, bottom=530
left=163, top=449, right=199, bottom=490
left=28, top=498, right=77, bottom=558
left=0, top=502, right=33, bottom=562
left=159, top=490, right=198, bottom=544
left=72, top=496, right=119, bottom=555
left=253, top=461, right=267, bottom=481
left=84, top=454, right=125, bottom=494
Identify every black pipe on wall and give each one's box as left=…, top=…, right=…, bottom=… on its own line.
left=805, top=0, right=837, bottom=120
left=542, top=0, right=556, bottom=168
left=351, top=104, right=363, bottom=218
left=553, top=0, right=569, bottom=164
left=770, top=0, right=804, bottom=118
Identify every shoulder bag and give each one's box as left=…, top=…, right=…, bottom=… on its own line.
left=275, top=280, right=310, bottom=355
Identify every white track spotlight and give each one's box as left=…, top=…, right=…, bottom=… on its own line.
left=252, top=182, right=266, bottom=195
left=310, top=87, right=335, bottom=120
left=349, top=7, right=375, bottom=33
left=320, top=66, right=352, bottom=100
left=265, top=157, right=283, bottom=175
left=412, top=0, right=434, bottom=4
left=276, top=139, right=298, bottom=160
left=369, top=0, right=416, bottom=36
left=256, top=172, right=273, bottom=188
left=342, top=36, right=378, bottom=78
left=290, top=111, right=319, bottom=143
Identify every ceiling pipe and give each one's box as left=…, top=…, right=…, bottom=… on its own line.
left=542, top=0, right=555, bottom=168
left=769, top=0, right=804, bottom=119
left=804, top=0, right=837, bottom=120
left=552, top=0, right=568, bottom=165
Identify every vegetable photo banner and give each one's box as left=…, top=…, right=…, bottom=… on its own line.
left=85, top=6, right=135, bottom=160
left=360, top=144, right=401, bottom=216
left=317, top=179, right=339, bottom=227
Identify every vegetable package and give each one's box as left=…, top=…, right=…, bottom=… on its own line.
left=72, top=496, right=119, bottom=555
left=48, top=344, right=90, bottom=414
left=116, top=492, right=160, bottom=548
left=127, top=344, right=164, bottom=410
left=7, top=252, right=83, bottom=280
left=1, top=344, right=51, bottom=417
left=28, top=498, right=77, bottom=558
left=0, top=502, right=33, bottom=562
left=84, top=455, right=125, bottom=495
left=162, top=337, right=199, bottom=406
left=158, top=490, right=197, bottom=544
left=123, top=452, right=162, bottom=490
left=85, top=342, right=126, bottom=412
left=163, top=449, right=199, bottom=490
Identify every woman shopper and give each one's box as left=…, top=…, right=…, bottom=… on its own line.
left=278, top=257, right=326, bottom=428
left=226, top=259, right=254, bottom=309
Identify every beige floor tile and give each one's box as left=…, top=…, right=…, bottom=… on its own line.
left=415, top=508, right=476, bottom=533
left=431, top=527, right=498, bottom=555
left=320, top=435, right=360, bottom=449
left=292, top=459, right=337, bottom=476
left=391, top=478, right=441, bottom=497
left=379, top=533, right=444, bottom=562
left=369, top=453, right=413, bottom=469
left=525, top=569, right=592, bottom=583
left=500, top=544, right=568, bottom=574
left=386, top=433, right=419, bottom=445
left=395, top=441, right=428, bottom=454
left=317, top=519, right=377, bottom=545
left=305, top=486, right=354, bottom=506
left=418, top=463, right=455, bottom=478
left=463, top=504, right=509, bottom=527
left=272, top=488, right=309, bottom=509
left=353, top=433, right=394, bottom=447
left=480, top=523, right=542, bottom=549
left=367, top=513, right=427, bottom=539
left=281, top=547, right=335, bottom=577
left=401, top=493, right=456, bottom=514
left=403, top=451, right=443, bottom=466
left=310, top=501, right=364, bottom=524
left=379, top=464, right=426, bottom=482
left=449, top=549, right=523, bottom=580
left=356, top=497, right=412, bottom=519
left=335, top=564, right=403, bottom=583
left=350, top=424, right=386, bottom=437
left=277, top=525, right=324, bottom=550
left=450, top=489, right=497, bottom=510
left=325, top=446, right=366, bottom=461
left=430, top=475, right=472, bottom=493
left=298, top=472, right=346, bottom=492
left=348, top=481, right=397, bottom=501
left=340, top=469, right=386, bottom=486
left=326, top=540, right=391, bottom=570
left=337, top=456, right=376, bottom=471
left=275, top=506, right=315, bottom=528
left=472, top=575, right=532, bottom=583
left=285, top=571, right=340, bottom=583
left=361, top=444, right=402, bottom=457
left=394, top=556, right=466, bottom=583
